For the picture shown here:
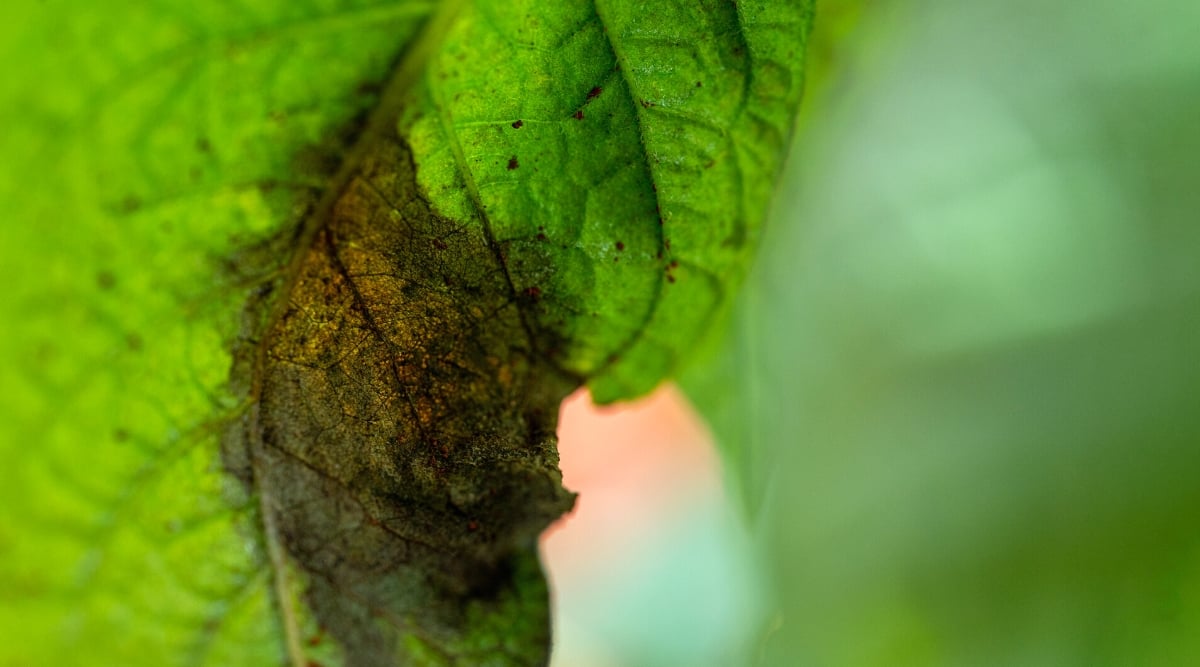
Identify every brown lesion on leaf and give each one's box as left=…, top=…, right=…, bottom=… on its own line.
left=224, top=125, right=577, bottom=666
left=95, top=270, right=116, bottom=290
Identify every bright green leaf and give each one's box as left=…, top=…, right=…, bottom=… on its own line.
left=403, top=0, right=813, bottom=402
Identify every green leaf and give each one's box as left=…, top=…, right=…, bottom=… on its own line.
left=403, top=0, right=813, bottom=402
left=680, top=0, right=861, bottom=518
left=1, top=0, right=813, bottom=664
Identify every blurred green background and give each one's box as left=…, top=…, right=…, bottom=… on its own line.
left=693, top=0, right=1200, bottom=664
left=547, top=1, right=1200, bottom=664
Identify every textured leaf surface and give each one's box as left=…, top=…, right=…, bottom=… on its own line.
left=404, top=0, right=812, bottom=402
left=1, top=1, right=434, bottom=664
left=2, top=0, right=812, bottom=664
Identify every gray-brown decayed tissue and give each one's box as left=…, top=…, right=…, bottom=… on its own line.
left=224, top=126, right=577, bottom=666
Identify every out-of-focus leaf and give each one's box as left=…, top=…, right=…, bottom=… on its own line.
left=704, top=0, right=1200, bottom=664
left=682, top=0, right=862, bottom=516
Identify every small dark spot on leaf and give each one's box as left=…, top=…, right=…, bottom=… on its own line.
left=704, top=159, right=716, bottom=169
left=113, top=428, right=129, bottom=442
left=667, top=275, right=677, bottom=283
left=118, top=196, right=141, bottom=213
left=96, top=271, right=116, bottom=290
left=432, top=238, right=448, bottom=251
left=536, top=232, right=547, bottom=242
left=468, top=520, right=479, bottom=531
left=524, top=286, right=542, bottom=301
left=511, top=119, right=524, bottom=129
left=696, top=81, right=703, bottom=88
left=670, top=260, right=679, bottom=269
left=572, top=110, right=585, bottom=120
left=126, top=333, right=144, bottom=352
left=615, top=241, right=625, bottom=251
left=586, top=86, right=603, bottom=101
left=507, top=156, right=519, bottom=170
left=639, top=100, right=655, bottom=109
left=196, top=137, right=212, bottom=153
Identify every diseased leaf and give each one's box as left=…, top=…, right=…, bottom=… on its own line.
left=2, top=0, right=813, bottom=664
left=2, top=1, right=435, bottom=664
left=405, top=0, right=813, bottom=402
left=227, top=124, right=576, bottom=664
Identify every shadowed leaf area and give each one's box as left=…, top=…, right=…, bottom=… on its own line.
left=226, top=134, right=575, bottom=665
left=1, top=0, right=812, bottom=664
